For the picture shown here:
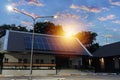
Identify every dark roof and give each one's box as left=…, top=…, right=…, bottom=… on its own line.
left=93, top=42, right=120, bottom=57
left=2, top=30, right=92, bottom=56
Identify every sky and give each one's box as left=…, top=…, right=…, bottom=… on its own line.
left=0, top=0, right=120, bottom=45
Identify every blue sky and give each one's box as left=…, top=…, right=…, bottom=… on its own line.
left=0, top=0, right=120, bottom=45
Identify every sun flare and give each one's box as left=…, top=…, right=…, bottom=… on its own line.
left=6, top=5, right=14, bottom=11
left=65, top=32, right=74, bottom=37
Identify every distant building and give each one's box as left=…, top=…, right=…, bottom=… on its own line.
left=0, top=30, right=92, bottom=75
left=93, top=42, right=120, bottom=74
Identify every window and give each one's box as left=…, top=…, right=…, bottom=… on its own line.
left=100, top=58, right=104, bottom=69
left=36, top=59, right=39, bottom=64
left=23, top=59, right=27, bottom=63
left=40, top=59, right=44, bottom=64
left=18, top=58, right=22, bottom=63
left=69, top=60, right=72, bottom=65
left=51, top=59, right=55, bottom=64
left=4, top=58, right=8, bottom=63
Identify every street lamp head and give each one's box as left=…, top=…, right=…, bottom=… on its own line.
left=53, top=15, right=57, bottom=18
left=6, top=5, right=14, bottom=11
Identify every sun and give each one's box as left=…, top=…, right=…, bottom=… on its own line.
left=64, top=27, right=76, bottom=38
left=65, top=32, right=74, bottom=37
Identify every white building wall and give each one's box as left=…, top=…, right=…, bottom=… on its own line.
left=4, top=53, right=55, bottom=63
left=4, top=53, right=18, bottom=62
left=2, top=53, right=56, bottom=75
left=2, top=70, right=56, bottom=76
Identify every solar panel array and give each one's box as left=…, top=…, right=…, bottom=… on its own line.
left=24, top=35, right=82, bottom=52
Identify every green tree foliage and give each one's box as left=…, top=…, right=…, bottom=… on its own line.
left=75, top=31, right=97, bottom=46
left=34, top=22, right=65, bottom=36
left=0, top=22, right=100, bottom=53
left=87, top=43, right=100, bottom=53
left=74, top=31, right=100, bottom=53
left=0, top=24, right=28, bottom=38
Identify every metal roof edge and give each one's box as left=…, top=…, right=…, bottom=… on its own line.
left=8, top=30, right=76, bottom=39
left=3, top=30, right=9, bottom=51
left=75, top=38, right=93, bottom=56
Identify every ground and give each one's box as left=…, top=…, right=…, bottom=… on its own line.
left=0, top=75, right=120, bottom=80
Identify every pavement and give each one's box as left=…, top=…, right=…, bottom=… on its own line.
left=0, top=70, right=120, bottom=80
left=0, top=70, right=119, bottom=77
left=0, top=74, right=120, bottom=80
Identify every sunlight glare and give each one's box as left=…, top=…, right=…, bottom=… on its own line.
left=53, top=15, right=57, bottom=18
left=6, top=5, right=13, bottom=11
left=65, top=32, right=73, bottom=37
left=63, top=25, right=77, bottom=38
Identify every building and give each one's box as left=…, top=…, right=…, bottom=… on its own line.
left=0, top=30, right=92, bottom=75
left=93, top=42, right=120, bottom=74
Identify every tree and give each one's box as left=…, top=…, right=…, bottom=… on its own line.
left=74, top=31, right=99, bottom=53
left=0, top=22, right=100, bottom=53
left=87, top=43, right=100, bottom=53
left=75, top=31, right=97, bottom=46
left=0, top=24, right=28, bottom=38
left=0, top=24, right=10, bottom=38
left=34, top=22, right=65, bottom=36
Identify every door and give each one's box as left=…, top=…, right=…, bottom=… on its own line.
left=56, top=56, right=69, bottom=69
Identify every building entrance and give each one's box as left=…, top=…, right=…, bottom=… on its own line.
left=56, top=56, right=70, bottom=69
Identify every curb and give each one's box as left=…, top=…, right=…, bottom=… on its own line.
left=0, top=73, right=119, bottom=77
left=56, top=72, right=119, bottom=76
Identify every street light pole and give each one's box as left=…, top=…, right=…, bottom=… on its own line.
left=30, top=18, right=35, bottom=76
left=7, top=5, right=57, bottom=78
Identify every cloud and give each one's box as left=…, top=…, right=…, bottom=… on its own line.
left=11, top=0, right=25, bottom=6
left=112, top=20, right=120, bottom=24
left=98, top=14, right=116, bottom=21
left=106, top=26, right=120, bottom=32
left=56, top=13, right=80, bottom=20
left=109, top=0, right=120, bottom=6
left=70, top=4, right=80, bottom=9
left=25, top=0, right=44, bottom=6
left=70, top=4, right=101, bottom=13
left=21, top=20, right=32, bottom=25
left=11, top=0, right=44, bottom=7
left=53, top=13, right=87, bottom=33
left=21, top=20, right=33, bottom=30
left=85, top=22, right=95, bottom=28
left=81, top=6, right=101, bottom=13
left=101, top=7, right=109, bottom=11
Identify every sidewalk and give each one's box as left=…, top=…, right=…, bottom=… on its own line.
left=53, top=69, right=118, bottom=76
left=0, top=70, right=119, bottom=77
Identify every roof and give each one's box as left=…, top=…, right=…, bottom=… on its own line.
left=1, top=30, right=92, bottom=56
left=93, top=42, right=120, bottom=57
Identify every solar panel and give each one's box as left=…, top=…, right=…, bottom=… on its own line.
left=5, top=30, right=91, bottom=56
left=24, top=35, right=82, bottom=52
